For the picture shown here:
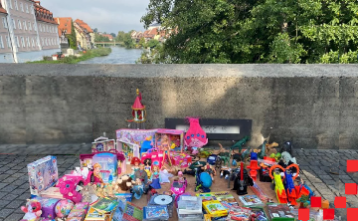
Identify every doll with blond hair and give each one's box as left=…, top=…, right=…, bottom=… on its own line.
left=149, top=165, right=161, bottom=189
left=160, top=134, right=173, bottom=167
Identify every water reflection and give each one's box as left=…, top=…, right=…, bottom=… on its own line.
left=79, top=46, right=143, bottom=64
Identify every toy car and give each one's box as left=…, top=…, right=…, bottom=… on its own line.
left=170, top=179, right=187, bottom=205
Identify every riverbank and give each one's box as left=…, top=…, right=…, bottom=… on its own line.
left=28, top=48, right=112, bottom=64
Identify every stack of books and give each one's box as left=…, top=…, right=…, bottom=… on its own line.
left=84, top=197, right=119, bottom=221
left=177, top=195, right=203, bottom=221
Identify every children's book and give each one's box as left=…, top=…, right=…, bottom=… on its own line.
left=115, top=193, right=133, bottom=202
left=266, top=204, right=295, bottom=221
left=202, top=200, right=228, bottom=218
left=143, top=205, right=169, bottom=220
left=90, top=197, right=119, bottom=214
left=196, top=192, right=238, bottom=205
left=238, top=195, right=264, bottom=207
left=123, top=202, right=143, bottom=221
left=177, top=196, right=202, bottom=214
left=84, top=207, right=110, bottom=221
left=113, top=199, right=126, bottom=221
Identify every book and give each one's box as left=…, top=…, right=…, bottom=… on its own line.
left=177, top=196, right=202, bottom=214
left=113, top=198, right=126, bottom=221
left=267, top=204, right=295, bottom=221
left=123, top=202, right=143, bottom=221
left=115, top=193, right=133, bottom=202
left=202, top=200, right=228, bottom=218
left=238, top=195, right=263, bottom=207
left=90, top=197, right=119, bottom=214
left=143, top=205, right=169, bottom=220
left=85, top=207, right=111, bottom=221
left=39, top=187, right=65, bottom=199
left=196, top=191, right=238, bottom=205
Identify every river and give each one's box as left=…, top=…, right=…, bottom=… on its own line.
left=79, top=47, right=143, bottom=64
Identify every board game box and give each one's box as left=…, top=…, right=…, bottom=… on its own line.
left=267, top=204, right=295, bottom=221
left=143, top=205, right=169, bottom=221
left=202, top=200, right=228, bottom=218
left=196, top=191, right=238, bottom=205
left=238, top=195, right=264, bottom=207
left=243, top=206, right=268, bottom=221
left=123, top=202, right=143, bottom=221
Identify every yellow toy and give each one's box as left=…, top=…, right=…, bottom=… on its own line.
left=269, top=165, right=288, bottom=203
left=202, top=200, right=228, bottom=218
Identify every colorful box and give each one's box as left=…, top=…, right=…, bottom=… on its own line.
left=92, top=153, right=118, bottom=183
left=27, top=155, right=58, bottom=195
left=92, top=139, right=116, bottom=153
left=154, top=129, right=184, bottom=152
left=202, top=200, right=228, bottom=218
left=67, top=202, right=90, bottom=221
left=172, top=152, right=192, bottom=168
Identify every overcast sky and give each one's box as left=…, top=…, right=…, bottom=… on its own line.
left=40, top=0, right=150, bottom=34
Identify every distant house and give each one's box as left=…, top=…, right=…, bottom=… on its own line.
left=101, top=34, right=113, bottom=41
left=55, top=17, right=72, bottom=49
left=74, top=19, right=94, bottom=50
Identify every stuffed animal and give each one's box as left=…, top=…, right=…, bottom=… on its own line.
left=57, top=177, right=83, bottom=203
left=20, top=199, right=42, bottom=221
left=116, top=175, right=133, bottom=191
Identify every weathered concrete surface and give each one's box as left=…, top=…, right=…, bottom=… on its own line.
left=0, top=64, right=346, bottom=148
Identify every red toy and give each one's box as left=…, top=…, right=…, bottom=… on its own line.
left=247, top=160, right=260, bottom=181
left=57, top=174, right=83, bottom=203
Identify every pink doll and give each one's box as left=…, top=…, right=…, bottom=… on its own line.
left=178, top=171, right=185, bottom=184
left=20, top=199, right=42, bottom=221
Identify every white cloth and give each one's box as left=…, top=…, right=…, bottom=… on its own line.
left=159, top=169, right=173, bottom=183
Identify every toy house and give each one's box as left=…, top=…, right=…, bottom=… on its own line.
left=126, top=89, right=146, bottom=129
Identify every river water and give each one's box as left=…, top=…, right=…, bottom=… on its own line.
left=79, top=47, right=143, bottom=64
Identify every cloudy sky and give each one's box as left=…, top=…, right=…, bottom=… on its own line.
left=40, top=0, right=150, bottom=34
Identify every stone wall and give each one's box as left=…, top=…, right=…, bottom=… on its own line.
left=0, top=64, right=347, bottom=149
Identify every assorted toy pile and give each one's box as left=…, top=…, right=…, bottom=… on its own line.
left=20, top=90, right=340, bottom=221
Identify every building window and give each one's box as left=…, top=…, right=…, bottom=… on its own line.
left=28, top=22, right=32, bottom=31
left=33, top=23, right=37, bottom=31
left=9, top=0, right=13, bottom=9
left=2, top=18, right=7, bottom=29
left=32, top=38, right=35, bottom=47
left=21, top=36, right=25, bottom=48
left=26, top=37, right=30, bottom=47
left=15, top=36, right=20, bottom=47
left=30, top=5, right=34, bottom=14
left=14, top=0, right=18, bottom=10
left=41, top=38, right=44, bottom=46
left=25, top=4, right=29, bottom=13
left=46, top=25, right=49, bottom=32
left=20, top=2, right=23, bottom=12
left=12, top=19, right=16, bottom=29
left=5, top=36, right=10, bottom=48
left=18, top=20, right=22, bottom=29
left=39, top=24, right=42, bottom=32
left=45, top=38, right=48, bottom=46
left=0, top=36, right=4, bottom=49
left=23, top=21, right=27, bottom=30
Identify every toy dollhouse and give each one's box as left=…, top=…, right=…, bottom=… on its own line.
left=127, top=89, right=146, bottom=129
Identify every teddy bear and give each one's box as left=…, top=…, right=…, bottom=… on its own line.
left=116, top=175, right=133, bottom=192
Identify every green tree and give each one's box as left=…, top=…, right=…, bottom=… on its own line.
left=116, top=31, right=126, bottom=42
left=141, top=0, right=358, bottom=64
left=147, top=39, right=160, bottom=48
left=110, top=33, right=116, bottom=37
left=93, top=28, right=98, bottom=33
left=123, top=33, right=135, bottom=49
left=68, top=20, right=77, bottom=50
left=138, top=37, right=146, bottom=47
left=94, top=34, right=110, bottom=42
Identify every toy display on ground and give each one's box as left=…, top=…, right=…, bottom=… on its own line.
left=20, top=110, right=339, bottom=221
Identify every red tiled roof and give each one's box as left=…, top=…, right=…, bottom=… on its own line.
left=74, top=19, right=93, bottom=33
left=34, top=1, right=58, bottom=25
left=101, top=34, right=113, bottom=40
left=0, top=2, right=7, bottom=14
left=55, top=17, right=72, bottom=37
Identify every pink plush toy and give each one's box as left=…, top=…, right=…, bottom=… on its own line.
left=20, top=199, right=42, bottom=221
left=57, top=175, right=83, bottom=203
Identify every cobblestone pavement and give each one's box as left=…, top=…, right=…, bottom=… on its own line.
left=0, top=146, right=350, bottom=220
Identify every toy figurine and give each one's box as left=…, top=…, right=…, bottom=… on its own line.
left=160, top=134, right=173, bottom=167
left=184, top=117, right=208, bottom=148
left=204, top=164, right=216, bottom=181
left=20, top=199, right=42, bottom=221
left=178, top=171, right=185, bottom=184
left=116, top=175, right=133, bottom=191
left=232, top=162, right=254, bottom=195
left=130, top=157, right=141, bottom=179
left=218, top=143, right=231, bottom=167
left=132, top=178, right=145, bottom=199
left=150, top=165, right=161, bottom=189
left=143, top=158, right=152, bottom=179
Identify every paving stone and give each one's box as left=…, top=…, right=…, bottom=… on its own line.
left=16, top=193, right=31, bottom=200
left=0, top=209, right=14, bottom=219
left=10, top=188, right=27, bottom=195
left=5, top=200, right=23, bottom=209
left=10, top=179, right=26, bottom=186
left=1, top=178, right=16, bottom=184
left=0, top=192, right=6, bottom=199
left=0, top=200, right=10, bottom=209
left=0, top=186, right=17, bottom=193
left=3, top=194, right=19, bottom=201
left=3, top=212, right=23, bottom=221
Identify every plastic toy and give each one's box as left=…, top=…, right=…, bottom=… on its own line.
left=232, top=162, right=254, bottom=195
left=141, top=136, right=153, bottom=156
left=171, top=177, right=187, bottom=205
left=126, top=89, right=146, bottom=129
left=218, top=143, right=231, bottom=167
left=130, top=157, right=141, bottom=179
left=204, top=164, right=216, bottom=181
left=143, top=158, right=152, bottom=178
left=184, top=117, right=208, bottom=148
left=20, top=199, right=42, bottom=221
left=199, top=148, right=212, bottom=159
left=150, top=165, right=161, bottom=189
left=207, top=154, right=218, bottom=165
left=195, top=170, right=212, bottom=193
left=55, top=199, right=74, bottom=218
left=57, top=174, right=84, bottom=203
left=269, top=165, right=288, bottom=203
left=247, top=160, right=260, bottom=181
left=132, top=178, right=145, bottom=200
left=159, top=134, right=173, bottom=167
left=230, top=136, right=250, bottom=153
